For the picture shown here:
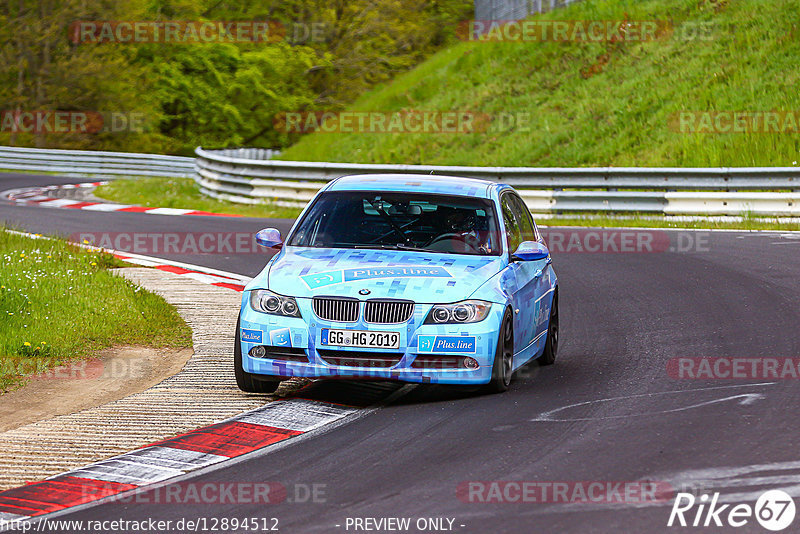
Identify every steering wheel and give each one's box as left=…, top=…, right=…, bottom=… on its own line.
left=426, top=233, right=481, bottom=252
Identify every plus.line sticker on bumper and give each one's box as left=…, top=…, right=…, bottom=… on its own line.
left=418, top=335, right=477, bottom=353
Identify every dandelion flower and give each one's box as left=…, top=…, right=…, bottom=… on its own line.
left=23, top=342, right=31, bottom=347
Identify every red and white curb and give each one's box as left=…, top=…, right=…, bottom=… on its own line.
left=111, top=252, right=250, bottom=292
left=0, top=386, right=404, bottom=524
left=1, top=230, right=410, bottom=525
left=7, top=230, right=252, bottom=292
left=2, top=182, right=241, bottom=218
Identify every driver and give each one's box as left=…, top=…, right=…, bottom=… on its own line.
left=446, top=210, right=475, bottom=234
left=444, top=210, right=489, bottom=253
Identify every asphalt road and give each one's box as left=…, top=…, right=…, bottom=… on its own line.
left=3, top=173, right=800, bottom=533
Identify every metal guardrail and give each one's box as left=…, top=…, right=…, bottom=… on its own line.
left=0, top=145, right=194, bottom=178
left=475, top=0, right=582, bottom=22
left=195, top=147, right=800, bottom=216
left=2, top=145, right=798, bottom=216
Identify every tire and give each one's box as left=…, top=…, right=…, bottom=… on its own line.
left=538, top=290, right=559, bottom=366
left=234, top=318, right=281, bottom=394
left=483, top=309, right=514, bottom=394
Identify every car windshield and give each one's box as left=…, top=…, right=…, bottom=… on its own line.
left=289, top=191, right=503, bottom=256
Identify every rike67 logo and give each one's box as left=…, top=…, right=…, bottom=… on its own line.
left=668, top=490, right=796, bottom=531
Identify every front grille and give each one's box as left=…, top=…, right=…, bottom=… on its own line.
left=313, top=297, right=359, bottom=322
left=317, top=349, right=403, bottom=368
left=364, top=299, right=414, bottom=324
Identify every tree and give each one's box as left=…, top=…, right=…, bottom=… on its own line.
left=0, top=0, right=166, bottom=151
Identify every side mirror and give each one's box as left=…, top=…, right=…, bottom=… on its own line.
left=512, top=241, right=549, bottom=262
left=255, top=228, right=283, bottom=249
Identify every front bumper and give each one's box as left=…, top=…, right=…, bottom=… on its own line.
left=238, top=295, right=504, bottom=385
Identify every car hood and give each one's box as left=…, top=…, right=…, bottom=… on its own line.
left=259, top=247, right=505, bottom=303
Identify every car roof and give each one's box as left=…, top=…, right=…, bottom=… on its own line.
left=326, top=173, right=501, bottom=199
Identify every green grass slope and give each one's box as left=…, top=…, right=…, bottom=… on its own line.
left=279, top=0, right=800, bottom=167
left=0, top=229, right=192, bottom=392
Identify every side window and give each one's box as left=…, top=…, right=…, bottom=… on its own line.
left=500, top=195, right=523, bottom=253
left=510, top=194, right=537, bottom=242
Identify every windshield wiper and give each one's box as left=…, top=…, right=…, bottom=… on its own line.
left=394, top=244, right=430, bottom=252
left=351, top=244, right=429, bottom=252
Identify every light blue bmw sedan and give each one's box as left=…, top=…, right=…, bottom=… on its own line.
left=236, top=174, right=558, bottom=394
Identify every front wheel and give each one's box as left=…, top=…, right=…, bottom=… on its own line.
left=234, top=318, right=281, bottom=394
left=483, top=310, right=514, bottom=394
left=539, top=290, right=558, bottom=366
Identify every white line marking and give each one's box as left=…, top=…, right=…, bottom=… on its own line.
left=80, top=203, right=132, bottom=211
left=235, top=399, right=357, bottom=432
left=182, top=272, right=238, bottom=285
left=62, top=459, right=182, bottom=485
left=121, top=446, right=229, bottom=471
left=531, top=383, right=774, bottom=422
left=38, top=198, right=81, bottom=208
left=144, top=207, right=194, bottom=215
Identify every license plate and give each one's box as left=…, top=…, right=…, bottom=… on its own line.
left=321, top=329, right=400, bottom=349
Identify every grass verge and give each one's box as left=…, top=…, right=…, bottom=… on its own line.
left=278, top=0, right=800, bottom=168
left=0, top=229, right=192, bottom=393
left=95, top=177, right=303, bottom=219
left=541, top=215, right=800, bottom=231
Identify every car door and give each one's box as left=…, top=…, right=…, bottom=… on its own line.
left=500, top=192, right=541, bottom=358
left=509, top=194, right=553, bottom=347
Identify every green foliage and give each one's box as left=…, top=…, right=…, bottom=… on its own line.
left=0, top=0, right=472, bottom=153
left=0, top=0, right=168, bottom=151
left=143, top=42, right=324, bottom=152
left=95, top=177, right=303, bottom=218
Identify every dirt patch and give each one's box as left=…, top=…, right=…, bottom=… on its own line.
left=0, top=346, right=192, bottom=432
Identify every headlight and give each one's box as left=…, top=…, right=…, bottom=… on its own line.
left=250, top=289, right=301, bottom=318
left=424, top=300, right=492, bottom=324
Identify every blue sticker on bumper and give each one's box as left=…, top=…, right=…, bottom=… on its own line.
left=241, top=329, right=263, bottom=344
left=418, top=335, right=477, bottom=353
left=269, top=328, right=292, bottom=347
